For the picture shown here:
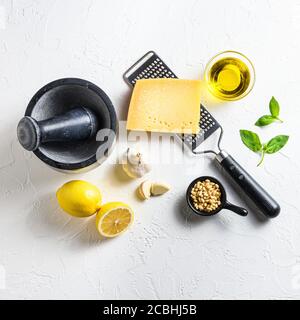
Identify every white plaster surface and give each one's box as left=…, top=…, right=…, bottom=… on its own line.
left=0, top=0, right=300, bottom=300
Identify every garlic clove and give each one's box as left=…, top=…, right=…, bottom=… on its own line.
left=151, top=182, right=171, bottom=196
left=139, top=180, right=152, bottom=200
left=137, top=185, right=145, bottom=200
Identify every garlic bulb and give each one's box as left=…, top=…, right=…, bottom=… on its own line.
left=122, top=147, right=151, bottom=179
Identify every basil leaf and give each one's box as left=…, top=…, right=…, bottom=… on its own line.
left=239, top=130, right=262, bottom=152
left=255, top=115, right=276, bottom=127
left=264, top=135, right=289, bottom=154
left=269, top=96, right=280, bottom=117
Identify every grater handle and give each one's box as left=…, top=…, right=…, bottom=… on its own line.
left=215, top=151, right=280, bottom=218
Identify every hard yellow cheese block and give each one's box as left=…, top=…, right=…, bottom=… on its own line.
left=126, top=79, right=201, bottom=134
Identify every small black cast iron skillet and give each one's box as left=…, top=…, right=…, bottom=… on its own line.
left=186, top=176, right=248, bottom=217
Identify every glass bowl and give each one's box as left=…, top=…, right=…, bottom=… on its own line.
left=204, top=51, right=255, bottom=101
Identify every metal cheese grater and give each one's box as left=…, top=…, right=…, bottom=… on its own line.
left=123, top=51, right=281, bottom=219
left=123, top=51, right=222, bottom=152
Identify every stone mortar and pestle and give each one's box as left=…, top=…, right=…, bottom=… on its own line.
left=17, top=78, right=117, bottom=172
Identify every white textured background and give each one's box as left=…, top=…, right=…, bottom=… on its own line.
left=0, top=0, right=300, bottom=300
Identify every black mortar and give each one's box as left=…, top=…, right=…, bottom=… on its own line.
left=18, top=78, right=117, bottom=172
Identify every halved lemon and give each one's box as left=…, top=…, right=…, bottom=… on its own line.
left=96, top=202, right=134, bottom=238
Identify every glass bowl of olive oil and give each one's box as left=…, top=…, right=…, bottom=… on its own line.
left=204, top=51, right=255, bottom=101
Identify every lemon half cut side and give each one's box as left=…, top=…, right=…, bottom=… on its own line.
left=96, top=202, right=134, bottom=238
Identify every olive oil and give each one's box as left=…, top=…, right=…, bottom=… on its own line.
left=204, top=51, right=255, bottom=101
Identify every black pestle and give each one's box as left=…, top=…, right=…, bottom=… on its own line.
left=17, top=107, right=99, bottom=151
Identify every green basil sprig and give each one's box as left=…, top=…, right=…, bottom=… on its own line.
left=240, top=130, right=289, bottom=166
left=255, top=97, right=283, bottom=127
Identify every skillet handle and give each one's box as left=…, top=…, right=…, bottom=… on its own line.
left=215, top=151, right=280, bottom=218
left=223, top=201, right=248, bottom=216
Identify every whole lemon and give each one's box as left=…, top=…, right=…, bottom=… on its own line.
left=56, top=180, right=102, bottom=218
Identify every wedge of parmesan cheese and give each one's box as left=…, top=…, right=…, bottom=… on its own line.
left=127, top=79, right=201, bottom=134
